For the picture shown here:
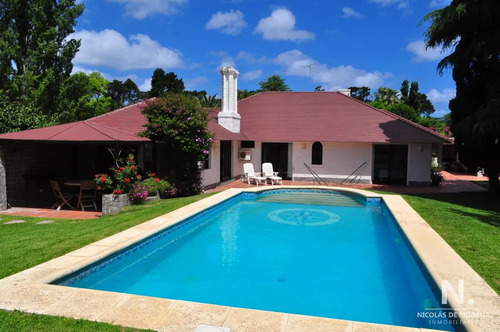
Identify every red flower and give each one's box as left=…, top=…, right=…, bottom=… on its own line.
left=131, top=165, right=135, bottom=169
left=101, top=177, right=105, bottom=182
left=155, top=178, right=159, bottom=183
left=114, top=189, right=122, bottom=194
left=97, top=186, right=101, bottom=190
left=125, top=178, right=130, bottom=183
left=115, top=169, right=119, bottom=173
left=119, top=167, right=124, bottom=171
left=138, top=174, right=142, bottom=179
left=152, top=173, right=156, bottom=177
left=94, top=174, right=99, bottom=178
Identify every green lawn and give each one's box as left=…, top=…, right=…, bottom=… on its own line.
left=0, top=194, right=211, bottom=331
left=399, top=191, right=500, bottom=294
left=0, top=189, right=499, bottom=330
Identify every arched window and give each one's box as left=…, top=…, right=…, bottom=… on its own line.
left=312, top=142, right=323, bottom=165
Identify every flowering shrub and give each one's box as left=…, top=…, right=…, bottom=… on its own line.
left=94, top=154, right=140, bottom=194
left=129, top=184, right=149, bottom=204
left=140, top=94, right=213, bottom=196
left=94, top=173, right=112, bottom=191
left=141, top=172, right=170, bottom=195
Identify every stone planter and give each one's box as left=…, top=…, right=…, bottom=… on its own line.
left=102, top=193, right=130, bottom=215
left=145, top=192, right=160, bottom=202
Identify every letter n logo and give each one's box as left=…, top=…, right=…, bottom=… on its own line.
left=441, top=280, right=464, bottom=305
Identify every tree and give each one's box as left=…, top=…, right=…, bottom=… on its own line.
left=314, top=86, right=325, bottom=92
left=238, top=89, right=257, bottom=100
left=0, top=0, right=84, bottom=114
left=149, top=69, right=184, bottom=97
left=373, top=87, right=399, bottom=104
left=140, top=94, right=213, bottom=196
left=199, top=93, right=220, bottom=108
left=258, top=74, right=291, bottom=91
left=400, top=80, right=410, bottom=104
left=423, top=0, right=500, bottom=190
left=58, top=72, right=111, bottom=121
left=349, top=86, right=371, bottom=102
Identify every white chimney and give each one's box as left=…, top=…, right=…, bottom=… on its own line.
left=218, top=66, right=241, bottom=133
left=338, top=89, right=351, bottom=97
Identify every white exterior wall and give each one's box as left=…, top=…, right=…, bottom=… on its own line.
left=201, top=140, right=221, bottom=187
left=407, top=143, right=432, bottom=185
left=233, top=142, right=263, bottom=178
left=292, top=142, right=373, bottom=183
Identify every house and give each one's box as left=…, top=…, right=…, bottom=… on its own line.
left=203, top=67, right=451, bottom=188
left=0, top=66, right=451, bottom=209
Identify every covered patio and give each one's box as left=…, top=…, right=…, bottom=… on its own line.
left=0, top=104, right=150, bottom=211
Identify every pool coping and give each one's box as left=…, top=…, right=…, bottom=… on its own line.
left=0, top=186, right=498, bottom=332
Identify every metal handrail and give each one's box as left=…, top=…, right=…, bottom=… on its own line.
left=341, top=162, right=367, bottom=184
left=303, top=163, right=329, bottom=186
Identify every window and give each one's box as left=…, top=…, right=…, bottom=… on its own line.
left=203, top=149, right=211, bottom=170
left=241, top=140, right=255, bottom=148
left=312, top=142, right=323, bottom=165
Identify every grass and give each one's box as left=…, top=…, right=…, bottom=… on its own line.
left=1, top=189, right=499, bottom=330
left=373, top=189, right=500, bottom=294
left=0, top=310, right=150, bottom=332
left=0, top=194, right=212, bottom=330
left=0, top=194, right=212, bottom=279
left=401, top=191, right=500, bottom=294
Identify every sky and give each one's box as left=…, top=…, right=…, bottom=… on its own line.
left=72, top=0, right=455, bottom=117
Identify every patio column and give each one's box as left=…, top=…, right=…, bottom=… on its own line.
left=0, top=146, right=7, bottom=210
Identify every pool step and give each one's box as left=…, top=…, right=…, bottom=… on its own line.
left=257, top=192, right=363, bottom=207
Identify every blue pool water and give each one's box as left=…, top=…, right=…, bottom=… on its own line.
left=57, top=189, right=452, bottom=330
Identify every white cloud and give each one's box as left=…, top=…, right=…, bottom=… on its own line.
left=342, top=7, right=363, bottom=19
left=70, top=29, right=183, bottom=71
left=430, top=0, right=451, bottom=7
left=255, top=8, right=315, bottom=42
left=185, top=76, right=209, bottom=90
left=241, top=69, right=263, bottom=80
left=138, top=78, right=152, bottom=92
left=369, top=0, right=409, bottom=9
left=406, top=40, right=446, bottom=62
left=428, top=88, right=455, bottom=104
left=205, top=10, right=247, bottom=35
left=274, top=50, right=390, bottom=90
left=236, top=51, right=271, bottom=64
left=107, top=0, right=188, bottom=19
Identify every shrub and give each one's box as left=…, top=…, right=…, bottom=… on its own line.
left=94, top=154, right=140, bottom=194
left=141, top=172, right=171, bottom=195
left=129, top=184, right=149, bottom=204
left=140, top=94, right=213, bottom=196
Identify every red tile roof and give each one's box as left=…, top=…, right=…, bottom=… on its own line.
left=236, top=92, right=451, bottom=143
left=0, top=103, right=150, bottom=143
left=0, top=92, right=451, bottom=144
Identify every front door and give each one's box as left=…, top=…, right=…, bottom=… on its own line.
left=220, top=140, right=232, bottom=182
left=373, top=145, right=408, bottom=185
left=261, top=143, right=290, bottom=179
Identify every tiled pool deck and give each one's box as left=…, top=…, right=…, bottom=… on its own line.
left=0, top=186, right=498, bottom=332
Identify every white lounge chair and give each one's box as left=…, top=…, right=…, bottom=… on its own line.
left=262, top=163, right=283, bottom=185
left=243, top=163, right=266, bottom=185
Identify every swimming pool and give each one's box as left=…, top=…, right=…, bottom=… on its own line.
left=56, top=189, right=452, bottom=330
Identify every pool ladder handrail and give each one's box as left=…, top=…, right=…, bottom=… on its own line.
left=303, top=163, right=329, bottom=186
left=341, top=162, right=367, bottom=184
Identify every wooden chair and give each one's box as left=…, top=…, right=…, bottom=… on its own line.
left=77, top=180, right=98, bottom=211
left=49, top=180, right=76, bottom=210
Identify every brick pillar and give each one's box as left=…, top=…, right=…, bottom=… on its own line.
left=0, top=146, right=7, bottom=210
